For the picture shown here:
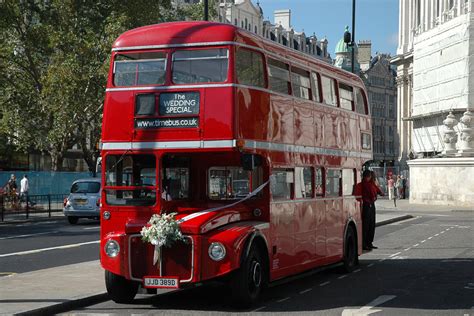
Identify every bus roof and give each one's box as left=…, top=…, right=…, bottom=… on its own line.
left=112, top=21, right=363, bottom=85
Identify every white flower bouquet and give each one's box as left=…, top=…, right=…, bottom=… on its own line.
left=141, top=213, right=186, bottom=265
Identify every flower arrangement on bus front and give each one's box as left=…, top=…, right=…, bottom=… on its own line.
left=141, top=213, right=186, bottom=265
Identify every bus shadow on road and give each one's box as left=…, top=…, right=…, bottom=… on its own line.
left=126, top=258, right=474, bottom=313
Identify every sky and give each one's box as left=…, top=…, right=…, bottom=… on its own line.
left=257, top=0, right=399, bottom=57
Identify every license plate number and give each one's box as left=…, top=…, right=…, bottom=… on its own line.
left=143, top=277, right=179, bottom=289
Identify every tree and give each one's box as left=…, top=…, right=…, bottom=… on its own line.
left=179, top=0, right=218, bottom=21
left=0, top=0, right=177, bottom=171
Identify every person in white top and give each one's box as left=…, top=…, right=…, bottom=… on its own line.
left=20, top=175, right=29, bottom=203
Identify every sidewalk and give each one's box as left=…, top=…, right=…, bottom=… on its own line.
left=0, top=214, right=411, bottom=316
left=376, top=198, right=474, bottom=213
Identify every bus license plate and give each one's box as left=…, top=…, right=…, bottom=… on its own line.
left=143, top=277, right=179, bottom=289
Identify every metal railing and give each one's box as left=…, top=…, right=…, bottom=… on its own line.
left=0, top=193, right=69, bottom=222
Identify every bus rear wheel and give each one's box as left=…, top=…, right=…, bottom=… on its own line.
left=230, top=244, right=266, bottom=307
left=342, top=225, right=358, bottom=272
left=105, top=270, right=138, bottom=303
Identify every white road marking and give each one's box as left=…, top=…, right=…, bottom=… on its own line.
left=341, top=295, right=397, bottom=316
left=378, top=258, right=386, bottom=262
left=367, top=263, right=375, bottom=268
left=299, top=288, right=312, bottom=294
left=252, top=306, right=266, bottom=312
left=404, top=248, right=412, bottom=251
left=320, top=281, right=330, bottom=286
left=0, top=231, right=59, bottom=240
left=413, top=243, right=420, bottom=247
left=338, top=275, right=348, bottom=279
left=277, top=297, right=290, bottom=303
left=353, top=269, right=362, bottom=273
left=440, top=231, right=446, bottom=234
left=434, top=234, right=440, bottom=236
left=420, top=240, right=426, bottom=243
left=83, top=226, right=100, bottom=230
left=0, top=240, right=100, bottom=258
left=389, top=252, right=401, bottom=258
left=427, top=237, right=433, bottom=240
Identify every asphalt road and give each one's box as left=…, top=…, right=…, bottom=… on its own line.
left=60, top=211, right=474, bottom=315
left=0, top=218, right=100, bottom=276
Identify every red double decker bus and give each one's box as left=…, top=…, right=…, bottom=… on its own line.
left=100, top=21, right=372, bottom=305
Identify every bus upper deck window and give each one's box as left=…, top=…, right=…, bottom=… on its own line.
left=114, top=52, right=166, bottom=86
left=172, top=48, right=229, bottom=84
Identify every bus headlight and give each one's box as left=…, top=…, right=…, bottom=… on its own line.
left=208, top=242, right=226, bottom=261
left=105, top=240, right=120, bottom=258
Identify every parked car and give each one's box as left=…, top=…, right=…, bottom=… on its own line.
left=63, top=178, right=101, bottom=225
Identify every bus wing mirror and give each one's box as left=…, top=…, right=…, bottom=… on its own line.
left=241, top=154, right=262, bottom=171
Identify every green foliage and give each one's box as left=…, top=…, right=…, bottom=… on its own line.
left=0, top=0, right=177, bottom=171
left=180, top=0, right=218, bottom=21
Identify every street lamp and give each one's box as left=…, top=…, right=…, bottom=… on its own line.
left=343, top=0, right=356, bottom=73
left=204, top=0, right=209, bottom=21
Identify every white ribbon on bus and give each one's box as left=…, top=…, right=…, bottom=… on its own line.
left=177, top=179, right=270, bottom=224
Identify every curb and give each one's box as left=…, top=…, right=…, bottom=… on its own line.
left=376, top=215, right=413, bottom=227
left=0, top=215, right=66, bottom=225
left=15, top=293, right=109, bottom=316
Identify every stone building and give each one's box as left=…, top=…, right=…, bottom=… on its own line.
left=360, top=52, right=398, bottom=169
left=334, top=36, right=398, bottom=172
left=216, top=0, right=331, bottom=62
left=392, top=0, right=474, bottom=206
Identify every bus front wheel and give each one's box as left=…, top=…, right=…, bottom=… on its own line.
left=342, top=225, right=358, bottom=272
left=230, top=244, right=266, bottom=307
left=105, top=270, right=138, bottom=303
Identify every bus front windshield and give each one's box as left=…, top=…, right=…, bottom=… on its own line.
left=105, top=154, right=156, bottom=206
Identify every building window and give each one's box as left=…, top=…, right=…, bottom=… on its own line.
left=268, top=58, right=291, bottom=94
left=315, top=167, right=324, bottom=197
left=234, top=18, right=238, bottom=26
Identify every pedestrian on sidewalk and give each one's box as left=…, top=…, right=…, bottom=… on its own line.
left=400, top=175, right=406, bottom=199
left=355, top=170, right=384, bottom=250
left=20, top=175, right=29, bottom=206
left=387, top=175, right=395, bottom=201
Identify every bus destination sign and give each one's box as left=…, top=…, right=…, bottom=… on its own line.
left=159, top=92, right=200, bottom=116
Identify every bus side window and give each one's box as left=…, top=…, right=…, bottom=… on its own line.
left=268, top=58, right=291, bottom=95
left=339, top=83, right=354, bottom=111
left=315, top=167, right=324, bottom=197
left=342, top=169, right=356, bottom=196
left=321, top=75, right=337, bottom=106
left=235, top=48, right=265, bottom=88
left=291, top=67, right=311, bottom=100
left=311, top=72, right=321, bottom=103
left=326, top=169, right=341, bottom=197
left=270, top=169, right=294, bottom=200
left=295, top=167, right=313, bottom=199
left=355, top=88, right=368, bottom=114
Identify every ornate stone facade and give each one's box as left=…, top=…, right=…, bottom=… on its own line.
left=172, top=0, right=331, bottom=61
left=392, top=0, right=474, bottom=165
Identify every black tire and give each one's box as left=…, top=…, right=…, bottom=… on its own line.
left=342, top=225, right=358, bottom=272
left=105, top=270, right=138, bottom=304
left=67, top=216, right=79, bottom=225
left=230, top=244, right=267, bottom=307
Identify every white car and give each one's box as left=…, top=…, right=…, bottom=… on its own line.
left=63, top=178, right=101, bottom=224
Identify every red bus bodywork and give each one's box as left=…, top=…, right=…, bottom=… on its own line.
left=100, top=21, right=372, bottom=302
